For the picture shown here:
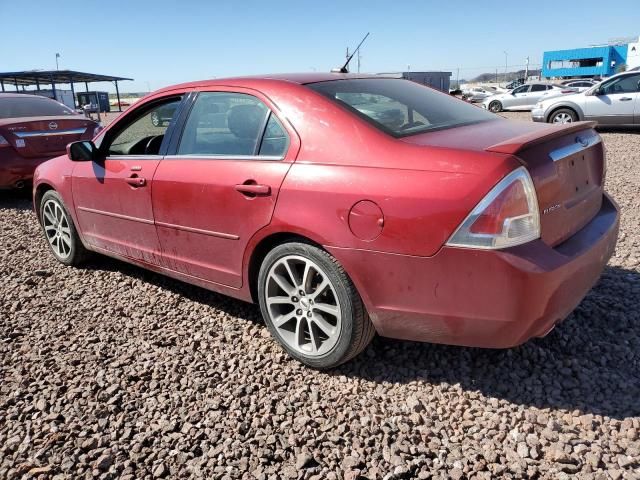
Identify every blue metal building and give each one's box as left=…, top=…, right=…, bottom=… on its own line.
left=542, top=44, right=631, bottom=78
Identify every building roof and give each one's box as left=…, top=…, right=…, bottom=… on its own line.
left=0, top=70, right=133, bottom=87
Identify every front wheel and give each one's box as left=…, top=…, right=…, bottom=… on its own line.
left=549, top=108, right=577, bottom=124
left=258, top=242, right=375, bottom=369
left=488, top=100, right=503, bottom=113
left=39, top=190, right=89, bottom=266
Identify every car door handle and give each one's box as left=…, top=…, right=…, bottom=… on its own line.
left=619, top=97, right=633, bottom=101
left=125, top=176, right=147, bottom=187
left=234, top=183, right=271, bottom=196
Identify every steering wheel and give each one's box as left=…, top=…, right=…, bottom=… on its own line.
left=145, top=135, right=164, bottom=155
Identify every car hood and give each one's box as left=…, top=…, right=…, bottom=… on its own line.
left=541, top=92, right=585, bottom=106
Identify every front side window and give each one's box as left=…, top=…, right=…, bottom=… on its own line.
left=106, top=97, right=182, bottom=156
left=600, top=74, right=640, bottom=95
left=308, top=79, right=495, bottom=137
left=512, top=85, right=529, bottom=94
left=178, top=92, right=287, bottom=157
left=0, top=95, right=75, bottom=119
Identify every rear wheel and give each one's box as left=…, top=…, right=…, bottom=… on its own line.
left=488, top=100, right=503, bottom=113
left=550, top=108, right=577, bottom=124
left=258, top=242, right=375, bottom=369
left=39, top=190, right=89, bottom=266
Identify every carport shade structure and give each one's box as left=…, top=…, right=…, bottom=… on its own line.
left=0, top=70, right=133, bottom=112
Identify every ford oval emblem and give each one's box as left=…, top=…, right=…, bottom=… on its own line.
left=576, top=135, right=588, bottom=147
left=48, top=122, right=58, bottom=130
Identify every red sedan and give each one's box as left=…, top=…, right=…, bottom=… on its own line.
left=0, top=93, right=99, bottom=189
left=33, top=74, right=619, bottom=368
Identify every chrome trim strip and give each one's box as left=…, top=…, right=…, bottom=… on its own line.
left=77, top=206, right=154, bottom=225
left=155, top=221, right=239, bottom=240
left=549, top=132, right=601, bottom=162
left=15, top=128, right=87, bottom=138
left=163, top=154, right=283, bottom=161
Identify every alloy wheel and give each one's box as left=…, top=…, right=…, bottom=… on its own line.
left=42, top=199, right=72, bottom=259
left=553, top=112, right=573, bottom=124
left=265, top=255, right=342, bottom=357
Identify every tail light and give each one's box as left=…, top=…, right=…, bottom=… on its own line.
left=446, top=167, right=540, bottom=249
left=0, top=134, right=9, bottom=147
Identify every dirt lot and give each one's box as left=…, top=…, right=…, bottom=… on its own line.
left=1, top=111, right=639, bottom=479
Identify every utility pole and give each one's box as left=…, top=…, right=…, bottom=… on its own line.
left=55, top=53, right=60, bottom=70
left=524, top=56, right=529, bottom=81
left=456, top=67, right=460, bottom=88
left=503, top=51, right=508, bottom=82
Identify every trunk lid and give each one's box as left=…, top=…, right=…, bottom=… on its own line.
left=0, top=116, right=95, bottom=158
left=402, top=119, right=604, bottom=247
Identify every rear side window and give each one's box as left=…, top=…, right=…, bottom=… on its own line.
left=178, top=92, right=288, bottom=157
left=308, top=78, right=495, bottom=137
left=530, top=84, right=547, bottom=92
left=0, top=95, right=75, bottom=119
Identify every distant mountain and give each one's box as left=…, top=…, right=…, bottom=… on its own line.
left=472, top=69, right=541, bottom=83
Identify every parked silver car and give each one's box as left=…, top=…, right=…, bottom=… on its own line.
left=562, top=79, right=598, bottom=92
left=463, top=86, right=499, bottom=103
left=482, top=83, right=566, bottom=112
left=532, top=71, right=640, bottom=125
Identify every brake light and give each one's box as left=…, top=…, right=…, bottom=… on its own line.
left=446, top=167, right=540, bottom=249
left=0, top=134, right=9, bottom=147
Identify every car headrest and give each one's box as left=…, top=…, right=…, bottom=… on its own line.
left=228, top=104, right=264, bottom=139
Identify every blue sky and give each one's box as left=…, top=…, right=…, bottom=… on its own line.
left=1, top=0, right=639, bottom=93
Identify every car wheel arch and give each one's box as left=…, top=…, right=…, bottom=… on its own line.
left=34, top=183, right=56, bottom=221
left=547, top=104, right=583, bottom=122
left=246, top=232, right=326, bottom=303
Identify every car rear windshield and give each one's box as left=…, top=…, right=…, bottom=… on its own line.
left=0, top=96, right=76, bottom=119
left=307, top=78, right=496, bottom=137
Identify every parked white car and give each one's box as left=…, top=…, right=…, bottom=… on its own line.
left=481, top=83, right=567, bottom=112
left=562, top=79, right=598, bottom=92
left=532, top=71, right=640, bottom=125
left=463, top=87, right=498, bottom=103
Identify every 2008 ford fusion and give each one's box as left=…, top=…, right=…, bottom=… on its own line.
left=33, top=73, right=619, bottom=368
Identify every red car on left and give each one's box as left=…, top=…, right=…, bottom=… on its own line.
left=0, top=93, right=100, bottom=189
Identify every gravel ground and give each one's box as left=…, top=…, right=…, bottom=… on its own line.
left=1, top=112, right=639, bottom=479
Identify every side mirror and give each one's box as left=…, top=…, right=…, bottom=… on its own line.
left=67, top=140, right=98, bottom=162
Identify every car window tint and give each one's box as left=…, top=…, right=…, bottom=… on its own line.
left=258, top=114, right=289, bottom=157
left=0, top=96, right=76, bottom=119
left=308, top=79, right=495, bottom=137
left=530, top=84, right=546, bottom=92
left=335, top=91, right=430, bottom=132
left=107, top=98, right=182, bottom=156
left=178, top=92, right=270, bottom=156
left=512, top=85, right=529, bottom=94
left=601, top=74, right=640, bottom=94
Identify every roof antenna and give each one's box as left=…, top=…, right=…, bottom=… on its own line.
left=332, top=33, right=370, bottom=73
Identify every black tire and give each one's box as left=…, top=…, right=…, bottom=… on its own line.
left=257, top=242, right=375, bottom=369
left=488, top=100, right=502, bottom=113
left=39, top=190, right=90, bottom=266
left=549, top=108, right=578, bottom=124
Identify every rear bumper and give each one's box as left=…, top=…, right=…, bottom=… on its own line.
left=0, top=148, right=56, bottom=188
left=327, top=193, right=619, bottom=348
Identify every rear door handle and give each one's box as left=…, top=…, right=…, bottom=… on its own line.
left=234, top=183, right=271, bottom=196
left=619, top=97, right=633, bottom=101
left=125, top=176, right=147, bottom=187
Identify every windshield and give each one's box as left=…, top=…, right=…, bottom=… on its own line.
left=307, top=78, right=496, bottom=137
left=0, top=96, right=76, bottom=119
